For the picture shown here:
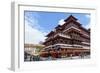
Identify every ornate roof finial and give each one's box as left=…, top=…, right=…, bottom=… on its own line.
left=64, top=15, right=77, bottom=22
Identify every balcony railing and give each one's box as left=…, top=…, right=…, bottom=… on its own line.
left=45, top=33, right=70, bottom=41
left=44, top=43, right=90, bottom=50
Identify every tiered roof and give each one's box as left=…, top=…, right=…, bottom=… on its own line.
left=46, top=15, right=90, bottom=37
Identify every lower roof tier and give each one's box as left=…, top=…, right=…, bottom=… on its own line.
left=44, top=43, right=90, bottom=51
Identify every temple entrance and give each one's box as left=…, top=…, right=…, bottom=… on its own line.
left=39, top=48, right=90, bottom=60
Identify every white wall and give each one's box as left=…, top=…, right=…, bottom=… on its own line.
left=0, top=0, right=100, bottom=73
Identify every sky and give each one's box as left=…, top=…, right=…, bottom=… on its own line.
left=24, top=11, right=90, bottom=44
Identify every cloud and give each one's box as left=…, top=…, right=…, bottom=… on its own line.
left=58, top=19, right=65, bottom=25
left=85, top=14, right=90, bottom=18
left=25, top=12, right=46, bottom=44
left=84, top=23, right=90, bottom=29
left=25, top=12, right=41, bottom=29
left=82, top=14, right=90, bottom=29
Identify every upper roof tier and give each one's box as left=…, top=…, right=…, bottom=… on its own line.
left=64, top=15, right=78, bottom=22
left=46, top=15, right=90, bottom=37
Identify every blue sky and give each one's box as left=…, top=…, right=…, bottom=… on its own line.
left=24, top=11, right=90, bottom=44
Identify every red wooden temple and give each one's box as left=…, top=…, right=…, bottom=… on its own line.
left=40, top=15, right=90, bottom=58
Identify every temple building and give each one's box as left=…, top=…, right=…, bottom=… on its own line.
left=42, top=15, right=90, bottom=58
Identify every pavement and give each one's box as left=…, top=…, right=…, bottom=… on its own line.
left=40, top=55, right=90, bottom=61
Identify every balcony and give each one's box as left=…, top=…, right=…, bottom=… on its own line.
left=45, top=33, right=70, bottom=41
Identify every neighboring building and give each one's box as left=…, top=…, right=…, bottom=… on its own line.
left=24, top=44, right=44, bottom=61
left=43, top=15, right=90, bottom=58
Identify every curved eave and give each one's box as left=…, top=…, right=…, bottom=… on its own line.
left=43, top=34, right=71, bottom=45
left=46, top=31, right=54, bottom=37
